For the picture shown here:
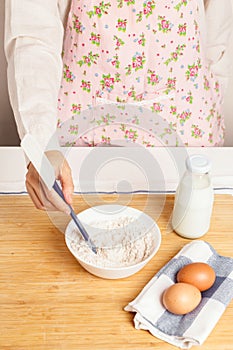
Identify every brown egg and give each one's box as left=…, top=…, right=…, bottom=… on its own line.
left=162, top=282, right=202, bottom=315
left=177, top=262, right=216, bottom=291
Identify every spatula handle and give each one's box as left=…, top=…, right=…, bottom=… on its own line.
left=53, top=181, right=97, bottom=254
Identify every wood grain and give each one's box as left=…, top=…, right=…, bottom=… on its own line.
left=0, top=194, right=232, bottom=350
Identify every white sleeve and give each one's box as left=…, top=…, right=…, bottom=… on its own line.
left=4, top=0, right=64, bottom=151
left=205, top=0, right=233, bottom=93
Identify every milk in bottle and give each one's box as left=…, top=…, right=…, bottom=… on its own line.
left=171, top=154, right=214, bottom=238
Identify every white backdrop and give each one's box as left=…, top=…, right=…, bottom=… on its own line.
left=0, top=147, right=233, bottom=193
left=0, top=1, right=233, bottom=146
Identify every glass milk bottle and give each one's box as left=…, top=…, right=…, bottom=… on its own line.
left=171, top=154, right=214, bottom=239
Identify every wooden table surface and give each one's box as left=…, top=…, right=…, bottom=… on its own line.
left=0, top=194, right=232, bottom=350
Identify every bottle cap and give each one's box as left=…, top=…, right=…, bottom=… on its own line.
left=185, top=154, right=211, bottom=174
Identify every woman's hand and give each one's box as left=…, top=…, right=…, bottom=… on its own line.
left=25, top=150, right=74, bottom=214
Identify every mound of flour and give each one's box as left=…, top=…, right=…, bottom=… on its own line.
left=69, top=216, right=157, bottom=267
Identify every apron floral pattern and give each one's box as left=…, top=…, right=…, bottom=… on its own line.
left=57, top=0, right=224, bottom=147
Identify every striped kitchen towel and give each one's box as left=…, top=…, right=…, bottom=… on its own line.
left=124, top=240, right=233, bottom=349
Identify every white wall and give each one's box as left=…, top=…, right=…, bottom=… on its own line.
left=0, top=147, right=233, bottom=193
left=0, top=1, right=232, bottom=146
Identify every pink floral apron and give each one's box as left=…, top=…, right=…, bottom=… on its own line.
left=57, top=0, right=224, bottom=147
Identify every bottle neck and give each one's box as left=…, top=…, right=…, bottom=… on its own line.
left=183, top=170, right=211, bottom=189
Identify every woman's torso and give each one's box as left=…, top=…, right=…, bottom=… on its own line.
left=57, top=0, right=224, bottom=147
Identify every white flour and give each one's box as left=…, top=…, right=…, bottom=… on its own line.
left=69, top=216, right=157, bottom=267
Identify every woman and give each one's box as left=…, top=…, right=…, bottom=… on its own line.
left=4, top=0, right=233, bottom=211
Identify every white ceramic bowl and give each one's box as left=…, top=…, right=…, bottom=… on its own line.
left=65, top=205, right=161, bottom=279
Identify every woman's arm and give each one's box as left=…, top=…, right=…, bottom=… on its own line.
left=205, top=0, right=233, bottom=93
left=4, top=0, right=64, bottom=150
left=4, top=1, right=74, bottom=211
